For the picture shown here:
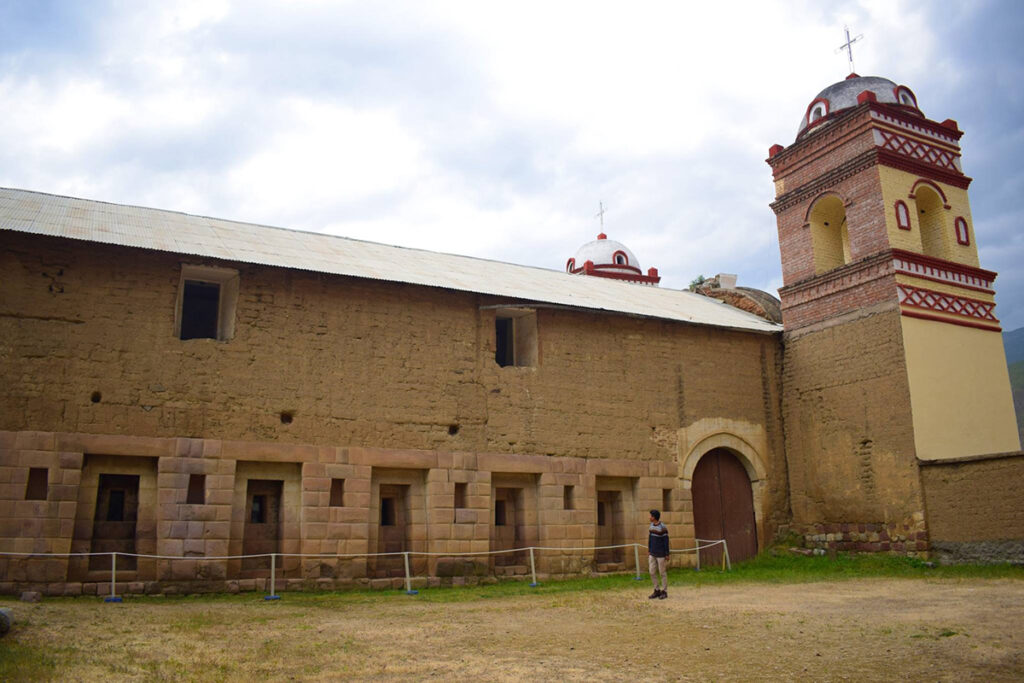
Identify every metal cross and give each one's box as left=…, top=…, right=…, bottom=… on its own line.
left=836, top=26, right=863, bottom=74
left=595, top=201, right=606, bottom=228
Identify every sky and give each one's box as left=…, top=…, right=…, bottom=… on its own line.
left=2, top=0, right=1023, bottom=330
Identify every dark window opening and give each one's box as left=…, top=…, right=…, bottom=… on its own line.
left=662, top=489, right=672, bottom=512
left=251, top=494, right=266, bottom=523
left=25, top=467, right=48, bottom=501
left=180, top=280, right=220, bottom=340
left=381, top=497, right=396, bottom=526
left=454, top=482, right=467, bottom=510
left=107, top=489, right=126, bottom=522
left=186, top=474, right=206, bottom=504
left=330, top=478, right=345, bottom=507
left=495, top=317, right=514, bottom=367
left=597, top=501, right=606, bottom=526
left=563, top=485, right=575, bottom=510
left=495, top=499, right=507, bottom=526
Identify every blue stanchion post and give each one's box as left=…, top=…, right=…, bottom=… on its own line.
left=104, top=552, right=122, bottom=603
left=264, top=553, right=281, bottom=600
left=403, top=552, right=418, bottom=595
left=529, top=547, right=539, bottom=587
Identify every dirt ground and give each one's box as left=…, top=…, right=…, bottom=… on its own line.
left=2, top=577, right=1023, bottom=681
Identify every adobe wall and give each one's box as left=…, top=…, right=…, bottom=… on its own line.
left=782, top=304, right=927, bottom=552
left=0, top=233, right=783, bottom=470
left=0, top=232, right=788, bottom=591
left=919, top=452, right=1024, bottom=564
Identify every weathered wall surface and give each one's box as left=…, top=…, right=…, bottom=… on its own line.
left=0, top=232, right=788, bottom=592
left=782, top=305, right=926, bottom=549
left=920, top=452, right=1024, bottom=564
left=0, top=233, right=783, bottom=468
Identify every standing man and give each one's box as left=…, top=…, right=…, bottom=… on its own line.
left=648, top=509, right=669, bottom=599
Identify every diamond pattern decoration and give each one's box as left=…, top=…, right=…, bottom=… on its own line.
left=878, top=130, right=958, bottom=172
left=898, top=283, right=997, bottom=321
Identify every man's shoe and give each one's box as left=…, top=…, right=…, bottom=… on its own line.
left=648, top=590, right=661, bottom=599
left=658, top=590, right=668, bottom=599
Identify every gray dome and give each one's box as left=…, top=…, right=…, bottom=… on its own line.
left=797, top=75, right=919, bottom=137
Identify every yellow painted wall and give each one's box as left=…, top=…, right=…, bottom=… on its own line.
left=901, top=316, right=1020, bottom=460
left=877, top=166, right=979, bottom=268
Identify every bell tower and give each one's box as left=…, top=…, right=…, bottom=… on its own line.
left=767, top=74, right=1020, bottom=546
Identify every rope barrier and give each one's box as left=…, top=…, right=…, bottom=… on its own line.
left=0, top=539, right=731, bottom=601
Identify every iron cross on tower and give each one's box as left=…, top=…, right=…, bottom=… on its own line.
left=595, top=201, right=606, bottom=229
left=836, top=26, right=863, bottom=73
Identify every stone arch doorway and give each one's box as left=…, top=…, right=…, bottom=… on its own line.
left=692, top=448, right=758, bottom=567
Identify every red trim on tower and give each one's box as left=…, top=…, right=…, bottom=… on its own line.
left=804, top=97, right=830, bottom=130
left=954, top=217, right=970, bottom=246
left=907, top=178, right=952, bottom=208
left=612, top=250, right=629, bottom=266
left=866, top=102, right=964, bottom=140
left=895, top=200, right=911, bottom=230
left=898, top=282, right=998, bottom=322
left=900, top=309, right=1002, bottom=332
left=857, top=90, right=877, bottom=105
left=891, top=248, right=997, bottom=282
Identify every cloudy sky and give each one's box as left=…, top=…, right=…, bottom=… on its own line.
left=2, top=0, right=1022, bottom=330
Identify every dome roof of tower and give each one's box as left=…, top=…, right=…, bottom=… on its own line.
left=572, top=233, right=641, bottom=273
left=566, top=233, right=661, bottom=285
left=797, top=74, right=921, bottom=138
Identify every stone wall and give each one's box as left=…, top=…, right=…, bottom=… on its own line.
left=0, top=430, right=688, bottom=595
left=920, top=452, right=1024, bottom=564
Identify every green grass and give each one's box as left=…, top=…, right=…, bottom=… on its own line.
left=0, top=641, right=58, bottom=679
left=5, top=551, right=1020, bottom=614
left=34, top=550, right=1024, bottom=608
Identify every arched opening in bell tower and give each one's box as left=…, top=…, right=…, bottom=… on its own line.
left=913, top=184, right=948, bottom=260
left=807, top=194, right=850, bottom=274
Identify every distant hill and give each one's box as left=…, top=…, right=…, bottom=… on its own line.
left=1004, top=327, right=1024, bottom=365
left=1011, top=359, right=1024, bottom=445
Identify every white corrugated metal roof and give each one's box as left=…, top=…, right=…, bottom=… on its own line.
left=0, top=187, right=781, bottom=334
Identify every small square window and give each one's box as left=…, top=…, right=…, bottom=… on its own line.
left=25, top=467, right=48, bottom=501
left=495, top=499, right=507, bottom=526
left=662, top=489, right=672, bottom=512
left=180, top=281, right=220, bottom=339
left=186, top=474, right=206, bottom=504
left=176, top=265, right=239, bottom=341
left=494, top=308, right=537, bottom=367
left=107, top=490, right=126, bottom=522
left=563, top=485, right=575, bottom=510
left=330, top=478, right=345, bottom=507
left=251, top=494, right=266, bottom=523
left=454, top=482, right=467, bottom=510
left=381, top=497, right=396, bottom=526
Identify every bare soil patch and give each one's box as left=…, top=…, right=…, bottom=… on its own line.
left=2, top=577, right=1022, bottom=681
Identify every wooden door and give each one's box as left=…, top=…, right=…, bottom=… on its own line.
left=692, top=449, right=757, bottom=567
left=242, top=479, right=282, bottom=573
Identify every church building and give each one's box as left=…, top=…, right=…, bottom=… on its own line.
left=0, top=72, right=1021, bottom=595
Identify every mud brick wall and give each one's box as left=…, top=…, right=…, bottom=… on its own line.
left=0, top=232, right=784, bottom=471
left=782, top=305, right=924, bottom=538
left=920, top=452, right=1024, bottom=564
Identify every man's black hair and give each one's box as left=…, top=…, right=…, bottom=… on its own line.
left=650, top=509, right=661, bottom=521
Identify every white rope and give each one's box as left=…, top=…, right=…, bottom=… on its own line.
left=0, top=540, right=728, bottom=561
